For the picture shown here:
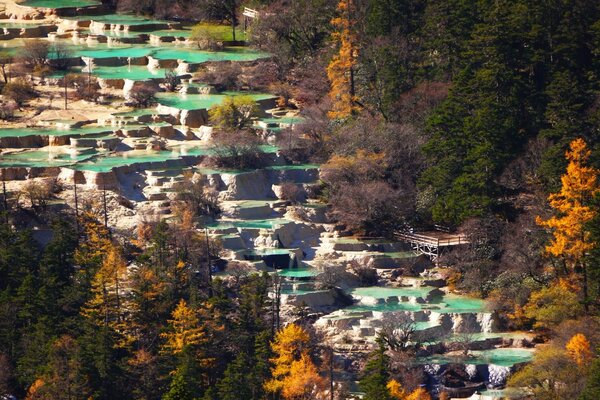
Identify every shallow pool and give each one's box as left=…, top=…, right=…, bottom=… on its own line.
left=156, top=91, right=274, bottom=111
left=20, top=0, right=100, bottom=8
left=206, top=218, right=292, bottom=230
left=419, top=348, right=535, bottom=367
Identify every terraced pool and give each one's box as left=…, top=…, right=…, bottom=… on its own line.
left=20, top=0, right=100, bottom=8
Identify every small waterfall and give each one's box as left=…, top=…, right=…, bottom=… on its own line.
left=147, top=56, right=160, bottom=73
left=176, top=61, right=189, bottom=75
left=82, top=57, right=95, bottom=74
left=149, top=35, right=161, bottom=46
left=89, top=21, right=105, bottom=35
left=477, top=313, right=496, bottom=333
left=123, top=79, right=135, bottom=100
left=488, top=365, right=511, bottom=387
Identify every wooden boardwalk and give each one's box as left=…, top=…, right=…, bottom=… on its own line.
left=395, top=231, right=468, bottom=265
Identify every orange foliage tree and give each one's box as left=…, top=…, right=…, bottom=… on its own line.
left=537, top=138, right=599, bottom=307
left=405, top=387, right=432, bottom=400
left=264, top=323, right=324, bottom=399
left=327, top=0, right=360, bottom=119
left=161, top=299, right=207, bottom=355
left=566, top=333, right=593, bottom=368
left=387, top=379, right=406, bottom=399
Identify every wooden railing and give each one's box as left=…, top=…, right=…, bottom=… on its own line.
left=243, top=7, right=259, bottom=19
left=395, top=232, right=468, bottom=247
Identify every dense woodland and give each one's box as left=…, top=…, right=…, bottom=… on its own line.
left=1, top=0, right=600, bottom=399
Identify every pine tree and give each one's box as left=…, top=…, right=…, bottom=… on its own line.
left=360, top=338, right=392, bottom=400
left=580, top=357, right=600, bottom=400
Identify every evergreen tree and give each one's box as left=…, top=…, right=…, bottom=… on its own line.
left=360, top=338, right=392, bottom=400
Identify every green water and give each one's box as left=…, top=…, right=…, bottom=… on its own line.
left=148, top=29, right=192, bottom=38
left=252, top=248, right=294, bottom=256
left=0, top=126, right=113, bottom=138
left=343, top=286, right=489, bottom=314
left=72, top=150, right=181, bottom=172
left=419, top=348, right=534, bottom=367
left=431, top=293, right=489, bottom=313
left=112, top=109, right=156, bottom=117
left=206, top=218, right=291, bottom=230
left=260, top=116, right=305, bottom=125
left=196, top=167, right=246, bottom=175
left=65, top=42, right=267, bottom=64
left=21, top=0, right=99, bottom=8
left=156, top=91, right=274, bottom=111
left=0, top=149, right=97, bottom=168
left=152, top=46, right=268, bottom=63
left=278, top=268, right=319, bottom=278
left=65, top=14, right=169, bottom=25
left=225, top=200, right=272, bottom=208
left=350, top=286, right=435, bottom=299
left=73, top=65, right=168, bottom=80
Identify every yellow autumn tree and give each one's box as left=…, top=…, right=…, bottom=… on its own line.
left=405, top=387, right=432, bottom=400
left=387, top=379, right=407, bottom=399
left=536, top=138, right=599, bottom=305
left=161, top=299, right=207, bottom=355
left=264, top=323, right=324, bottom=399
left=74, top=211, right=112, bottom=274
left=24, top=379, right=46, bottom=400
left=327, top=0, right=360, bottom=119
left=81, top=243, right=128, bottom=339
left=566, top=333, right=593, bottom=368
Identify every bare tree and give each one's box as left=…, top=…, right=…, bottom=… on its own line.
left=315, top=262, right=347, bottom=289
left=128, top=83, right=158, bottom=108
left=210, top=130, right=264, bottom=170
left=379, top=312, right=417, bottom=352
left=48, top=42, right=73, bottom=71
left=163, top=68, right=181, bottom=92
left=453, top=318, right=480, bottom=357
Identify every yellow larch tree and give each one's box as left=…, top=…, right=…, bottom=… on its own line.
left=536, top=138, right=599, bottom=306
left=566, top=333, right=593, bottom=368
left=387, top=379, right=407, bottom=399
left=405, top=387, right=432, bottom=400
left=264, top=323, right=324, bottom=399
left=161, top=299, right=207, bottom=355
left=81, top=242, right=129, bottom=344
left=327, top=0, right=360, bottom=119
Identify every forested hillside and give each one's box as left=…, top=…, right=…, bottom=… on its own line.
left=0, top=0, right=599, bottom=399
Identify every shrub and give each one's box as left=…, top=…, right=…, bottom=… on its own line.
left=196, top=63, right=242, bottom=92
left=2, top=79, right=36, bottom=107
left=210, top=130, right=264, bottom=170
left=190, top=25, right=224, bottom=51
left=0, top=100, right=17, bottom=120
left=128, top=83, right=158, bottom=108
left=163, top=69, right=181, bottom=92
left=67, top=74, right=101, bottom=102
left=209, top=95, right=258, bottom=131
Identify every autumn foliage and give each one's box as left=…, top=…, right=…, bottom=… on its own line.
left=537, top=138, right=599, bottom=267
left=566, top=333, right=593, bottom=368
left=264, top=323, right=324, bottom=399
left=327, top=0, right=360, bottom=119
